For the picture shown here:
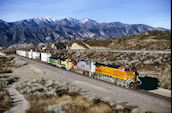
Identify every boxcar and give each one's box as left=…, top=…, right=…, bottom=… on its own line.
left=16, top=50, right=26, bottom=56
left=25, top=51, right=29, bottom=58
left=28, top=51, right=33, bottom=58
left=32, top=52, right=40, bottom=59
left=41, top=53, right=51, bottom=62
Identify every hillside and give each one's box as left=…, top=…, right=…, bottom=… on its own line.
left=0, top=17, right=167, bottom=47
left=67, top=30, right=171, bottom=50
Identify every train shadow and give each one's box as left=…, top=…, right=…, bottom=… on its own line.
left=139, top=76, right=159, bottom=90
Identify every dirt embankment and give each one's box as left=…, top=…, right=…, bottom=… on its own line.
left=0, top=55, right=19, bottom=112
left=16, top=78, right=142, bottom=113
left=0, top=53, right=31, bottom=113
left=52, top=50, right=171, bottom=90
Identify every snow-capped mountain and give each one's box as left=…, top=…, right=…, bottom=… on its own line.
left=79, top=18, right=97, bottom=24
left=0, top=17, right=167, bottom=47
left=80, top=18, right=90, bottom=23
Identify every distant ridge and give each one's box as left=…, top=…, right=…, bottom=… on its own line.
left=0, top=17, right=168, bottom=47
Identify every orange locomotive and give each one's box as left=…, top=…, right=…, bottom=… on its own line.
left=94, top=63, right=141, bottom=88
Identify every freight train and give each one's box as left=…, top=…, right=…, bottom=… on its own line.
left=16, top=50, right=142, bottom=88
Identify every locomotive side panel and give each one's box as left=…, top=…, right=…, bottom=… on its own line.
left=95, top=66, right=128, bottom=80
left=61, top=59, right=73, bottom=70
left=77, top=61, right=91, bottom=72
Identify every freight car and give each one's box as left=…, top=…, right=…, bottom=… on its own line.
left=16, top=50, right=142, bottom=88
left=41, top=53, right=51, bottom=62
left=32, top=52, right=40, bottom=59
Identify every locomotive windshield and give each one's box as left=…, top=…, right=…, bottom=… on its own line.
left=125, top=69, right=131, bottom=72
left=125, top=67, right=136, bottom=73
left=131, top=67, right=136, bottom=72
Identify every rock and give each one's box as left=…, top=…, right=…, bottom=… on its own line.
left=59, top=86, right=68, bottom=91
left=46, top=80, right=54, bottom=87
left=131, top=108, right=140, bottom=113
left=116, top=104, right=124, bottom=110
left=48, top=87, right=53, bottom=91
left=59, top=111, right=66, bottom=113
left=37, top=77, right=45, bottom=84
left=79, top=89, right=88, bottom=95
left=54, top=80, right=62, bottom=85
left=84, top=94, right=98, bottom=102
left=43, top=87, right=48, bottom=91
left=68, top=87, right=80, bottom=93
left=26, top=88, right=32, bottom=94
left=109, top=101, right=116, bottom=106
left=32, top=79, right=37, bottom=83
left=26, top=81, right=32, bottom=86
left=31, top=86, right=37, bottom=92
left=36, top=85, right=44, bottom=92
left=33, top=91, right=42, bottom=97
left=16, top=84, right=24, bottom=89
left=47, top=101, right=67, bottom=112
left=47, top=89, right=56, bottom=96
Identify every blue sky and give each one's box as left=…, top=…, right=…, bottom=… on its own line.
left=0, top=0, right=171, bottom=29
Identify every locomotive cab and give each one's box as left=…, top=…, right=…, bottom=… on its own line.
left=119, top=66, right=141, bottom=88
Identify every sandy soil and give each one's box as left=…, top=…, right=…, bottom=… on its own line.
left=11, top=55, right=171, bottom=113
left=70, top=43, right=86, bottom=49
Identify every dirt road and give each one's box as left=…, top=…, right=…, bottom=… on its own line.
left=13, top=55, right=171, bottom=113
left=71, top=49, right=171, bottom=54
left=5, top=86, right=29, bottom=113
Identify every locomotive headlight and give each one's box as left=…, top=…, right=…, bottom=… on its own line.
left=129, top=75, right=135, bottom=81
left=129, top=76, right=132, bottom=80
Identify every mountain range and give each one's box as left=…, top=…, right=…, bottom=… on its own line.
left=0, top=17, right=167, bottom=47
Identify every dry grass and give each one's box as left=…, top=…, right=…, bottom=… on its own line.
left=2, top=48, right=16, bottom=55
left=65, top=30, right=171, bottom=50
left=0, top=89, right=11, bottom=112
left=0, top=56, right=14, bottom=67
left=17, top=79, right=134, bottom=113
left=0, top=56, right=14, bottom=74
left=25, top=92, right=134, bottom=113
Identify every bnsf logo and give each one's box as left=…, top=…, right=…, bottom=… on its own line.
left=81, top=64, right=85, bottom=68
